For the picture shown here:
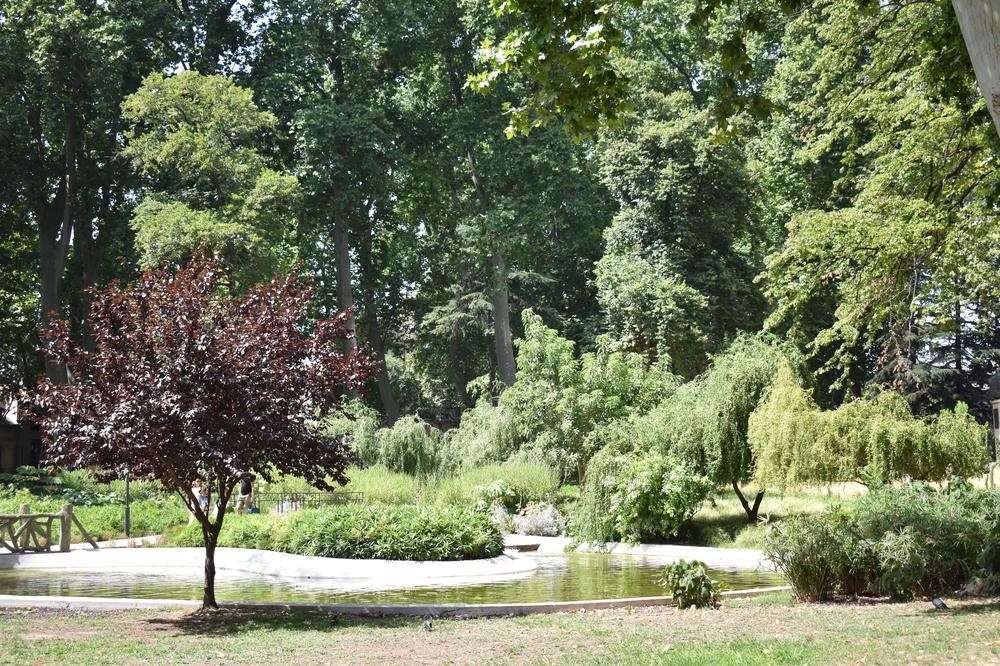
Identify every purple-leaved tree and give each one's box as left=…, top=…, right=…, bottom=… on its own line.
left=29, top=253, right=376, bottom=607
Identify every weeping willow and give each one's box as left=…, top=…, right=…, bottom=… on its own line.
left=749, top=364, right=988, bottom=488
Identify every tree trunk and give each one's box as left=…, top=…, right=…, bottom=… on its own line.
left=356, top=207, right=400, bottom=423
left=365, top=306, right=400, bottom=424
left=332, top=216, right=357, bottom=356
left=202, top=532, right=218, bottom=608
left=34, top=97, right=78, bottom=382
left=444, top=49, right=517, bottom=389
left=491, top=250, right=516, bottom=387
left=732, top=481, right=764, bottom=524
left=72, top=190, right=103, bottom=352
left=952, top=0, right=1000, bottom=139
left=449, top=326, right=472, bottom=407
left=487, top=342, right=498, bottom=404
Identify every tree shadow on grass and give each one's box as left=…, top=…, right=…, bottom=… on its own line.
left=916, top=597, right=1000, bottom=617
left=144, top=608, right=415, bottom=637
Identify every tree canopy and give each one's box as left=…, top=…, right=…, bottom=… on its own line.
left=1, top=0, right=996, bottom=513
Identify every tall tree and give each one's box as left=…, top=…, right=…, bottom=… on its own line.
left=122, top=71, right=300, bottom=284
left=759, top=0, right=1000, bottom=415
left=0, top=0, right=171, bottom=380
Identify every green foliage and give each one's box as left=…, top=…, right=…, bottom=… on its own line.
left=342, top=466, right=424, bottom=506
left=572, top=450, right=711, bottom=544
left=589, top=335, right=798, bottom=522
left=468, top=0, right=638, bottom=138
left=166, top=504, right=504, bottom=561
left=0, top=466, right=64, bottom=494
left=122, top=71, right=298, bottom=277
left=471, top=479, right=518, bottom=512
left=0, top=467, right=168, bottom=506
left=370, top=416, right=442, bottom=477
left=765, top=482, right=1000, bottom=600
left=610, top=455, right=713, bottom=544
left=659, top=559, right=722, bottom=609
left=438, top=402, right=521, bottom=474
left=758, top=0, right=1000, bottom=406
left=750, top=365, right=989, bottom=488
left=595, top=93, right=768, bottom=376
left=571, top=447, right=629, bottom=544
left=763, top=514, right=853, bottom=601
left=325, top=404, right=442, bottom=477
left=443, top=310, right=677, bottom=478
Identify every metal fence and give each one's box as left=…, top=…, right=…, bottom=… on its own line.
left=254, top=491, right=363, bottom=514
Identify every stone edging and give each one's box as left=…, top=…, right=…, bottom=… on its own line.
left=0, top=547, right=537, bottom=584
left=0, top=585, right=792, bottom=618
left=503, top=535, right=774, bottom=571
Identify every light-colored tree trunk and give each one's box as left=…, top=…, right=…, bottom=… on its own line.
left=332, top=216, right=357, bottom=356
left=490, top=250, right=517, bottom=387
left=952, top=0, right=1000, bottom=138
left=444, top=50, right=518, bottom=389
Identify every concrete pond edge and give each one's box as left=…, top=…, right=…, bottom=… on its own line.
left=0, top=546, right=539, bottom=584
left=0, top=585, right=793, bottom=618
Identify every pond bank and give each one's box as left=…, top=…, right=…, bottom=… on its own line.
left=503, top=535, right=773, bottom=570
left=0, top=584, right=791, bottom=617
left=0, top=546, right=538, bottom=585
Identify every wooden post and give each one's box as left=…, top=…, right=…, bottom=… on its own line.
left=60, top=504, right=72, bottom=552
left=18, top=503, right=29, bottom=550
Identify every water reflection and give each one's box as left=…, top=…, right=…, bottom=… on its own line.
left=0, top=553, right=785, bottom=605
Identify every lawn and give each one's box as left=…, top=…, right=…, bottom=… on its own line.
left=679, top=486, right=856, bottom=549
left=3, top=592, right=999, bottom=665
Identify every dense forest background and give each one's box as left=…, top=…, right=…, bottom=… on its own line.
left=3, top=0, right=999, bottom=435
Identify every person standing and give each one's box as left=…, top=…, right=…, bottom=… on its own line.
left=235, top=472, right=255, bottom=515
left=189, top=479, right=211, bottom=524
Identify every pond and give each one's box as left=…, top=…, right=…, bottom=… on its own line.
left=0, top=553, right=785, bottom=604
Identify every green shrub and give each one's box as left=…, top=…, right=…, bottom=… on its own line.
left=765, top=481, right=1000, bottom=600
left=763, top=514, right=859, bottom=601
left=0, top=467, right=170, bottom=506
left=167, top=504, right=503, bottom=561
left=438, top=402, right=520, bottom=475
left=438, top=310, right=678, bottom=480
left=659, top=560, right=722, bottom=609
left=343, top=465, right=424, bottom=504
left=572, top=450, right=712, bottom=545
left=372, top=415, right=442, bottom=476
left=610, top=455, right=713, bottom=544
left=167, top=515, right=280, bottom=549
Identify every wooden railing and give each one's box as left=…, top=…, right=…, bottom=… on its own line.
left=0, top=504, right=98, bottom=554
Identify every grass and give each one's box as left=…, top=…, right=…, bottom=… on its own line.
left=679, top=487, right=846, bottom=549
left=3, top=592, right=999, bottom=664
left=258, top=461, right=560, bottom=509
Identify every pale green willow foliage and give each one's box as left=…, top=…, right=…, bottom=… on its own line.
left=749, top=364, right=988, bottom=488
left=592, top=335, right=800, bottom=488
left=325, top=404, right=441, bottom=478
left=441, top=310, right=677, bottom=478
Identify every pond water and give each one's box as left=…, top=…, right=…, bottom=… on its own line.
left=0, top=553, right=785, bottom=604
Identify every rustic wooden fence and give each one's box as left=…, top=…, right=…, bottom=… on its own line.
left=0, top=504, right=99, bottom=554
